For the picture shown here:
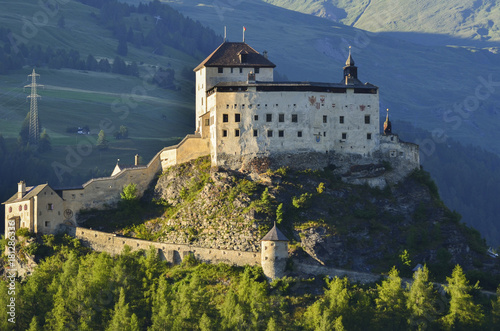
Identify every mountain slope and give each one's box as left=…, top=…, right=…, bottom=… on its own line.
left=262, top=0, right=500, bottom=44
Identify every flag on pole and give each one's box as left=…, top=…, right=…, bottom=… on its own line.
left=243, top=26, right=246, bottom=42
left=243, top=26, right=246, bottom=31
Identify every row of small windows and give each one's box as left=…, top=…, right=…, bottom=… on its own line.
left=218, top=67, right=260, bottom=74
left=222, top=129, right=372, bottom=140
left=225, top=104, right=371, bottom=110
left=8, top=203, right=54, bottom=213
left=221, top=114, right=370, bottom=124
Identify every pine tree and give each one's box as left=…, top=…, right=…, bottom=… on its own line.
left=406, top=265, right=437, bottom=329
left=375, top=267, right=407, bottom=330
left=442, top=265, right=483, bottom=329
left=106, top=288, right=132, bottom=331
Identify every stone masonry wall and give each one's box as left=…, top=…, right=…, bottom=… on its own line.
left=66, top=226, right=260, bottom=267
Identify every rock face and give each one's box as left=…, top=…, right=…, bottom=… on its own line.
left=141, top=156, right=494, bottom=276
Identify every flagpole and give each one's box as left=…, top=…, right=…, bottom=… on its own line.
left=243, top=26, right=245, bottom=42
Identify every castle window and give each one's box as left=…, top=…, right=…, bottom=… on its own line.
left=9, top=206, right=12, bottom=213
left=297, top=131, right=302, bottom=137
left=239, top=68, right=243, bottom=73
left=275, top=104, right=279, bottom=107
left=72, top=194, right=76, bottom=199
left=235, top=129, right=240, bottom=137
left=365, top=115, right=371, bottom=124
left=39, top=211, right=42, bottom=216
left=24, top=204, right=27, bottom=210
left=223, top=114, right=228, bottom=123
left=255, top=68, right=260, bottom=74
left=249, top=104, right=252, bottom=109
left=222, top=130, right=228, bottom=137
left=218, top=67, right=223, bottom=73
left=19, top=205, right=22, bottom=211
left=230, top=68, right=234, bottom=73
left=267, top=130, right=273, bottom=137
left=205, top=118, right=210, bottom=126
left=45, top=221, right=50, bottom=227
left=279, top=114, right=284, bottom=122
left=342, top=133, right=347, bottom=140
left=201, top=97, right=203, bottom=106
left=235, top=114, right=241, bottom=122
left=47, top=203, right=53, bottom=210
left=265, top=104, right=268, bottom=107
left=293, top=104, right=296, bottom=107
left=234, top=104, right=237, bottom=109
left=278, top=130, right=284, bottom=137
left=253, top=129, right=258, bottom=137
left=339, top=116, right=344, bottom=124
left=242, top=104, right=245, bottom=109
left=257, top=104, right=260, bottom=108
left=323, top=115, right=327, bottom=123
left=324, top=132, right=326, bottom=137
left=266, top=114, right=272, bottom=122
left=254, top=115, right=259, bottom=121
left=292, top=114, right=298, bottom=123
left=226, top=104, right=229, bottom=109
left=367, top=133, right=372, bottom=140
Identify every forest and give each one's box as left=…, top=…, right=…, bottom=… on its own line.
left=0, top=233, right=499, bottom=330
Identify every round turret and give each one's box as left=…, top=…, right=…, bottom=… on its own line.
left=261, top=222, right=289, bottom=280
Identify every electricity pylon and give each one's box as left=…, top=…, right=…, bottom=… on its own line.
left=25, top=69, right=43, bottom=145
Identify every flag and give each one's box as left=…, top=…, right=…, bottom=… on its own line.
left=243, top=26, right=246, bottom=31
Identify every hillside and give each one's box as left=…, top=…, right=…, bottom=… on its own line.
left=80, top=156, right=499, bottom=285
left=262, top=0, right=500, bottom=44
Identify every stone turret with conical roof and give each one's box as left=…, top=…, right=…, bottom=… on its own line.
left=261, top=222, right=289, bottom=280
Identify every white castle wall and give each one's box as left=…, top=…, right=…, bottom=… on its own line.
left=207, top=88, right=379, bottom=168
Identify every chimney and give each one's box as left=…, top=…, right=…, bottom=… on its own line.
left=135, top=154, right=139, bottom=166
left=18, top=181, right=26, bottom=199
left=263, top=50, right=268, bottom=59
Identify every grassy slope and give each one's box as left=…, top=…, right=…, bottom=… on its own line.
left=0, top=0, right=198, bottom=176
left=262, top=0, right=500, bottom=43
left=169, top=0, right=500, bottom=157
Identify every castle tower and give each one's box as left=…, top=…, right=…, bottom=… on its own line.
left=343, top=47, right=361, bottom=85
left=261, top=222, right=289, bottom=280
left=193, top=41, right=276, bottom=135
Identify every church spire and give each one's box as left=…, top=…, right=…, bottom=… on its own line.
left=384, top=108, right=392, bottom=135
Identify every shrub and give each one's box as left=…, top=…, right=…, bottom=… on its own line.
left=292, top=193, right=313, bottom=209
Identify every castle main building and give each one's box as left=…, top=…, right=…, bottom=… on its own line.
left=194, top=42, right=385, bottom=169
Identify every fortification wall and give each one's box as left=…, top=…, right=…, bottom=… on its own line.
left=66, top=226, right=260, bottom=267
left=160, top=134, right=210, bottom=171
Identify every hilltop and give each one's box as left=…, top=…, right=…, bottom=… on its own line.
left=80, top=156, right=500, bottom=285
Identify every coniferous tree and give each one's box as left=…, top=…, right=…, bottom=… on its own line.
left=38, top=129, right=51, bottom=153
left=406, top=265, right=437, bottom=329
left=375, top=267, right=407, bottom=330
left=106, top=288, right=132, bottom=331
left=442, top=265, right=484, bottom=329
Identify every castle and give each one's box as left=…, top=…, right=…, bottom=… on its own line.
left=3, top=40, right=419, bottom=279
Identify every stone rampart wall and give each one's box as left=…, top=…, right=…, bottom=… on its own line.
left=160, top=134, right=210, bottom=171
left=66, top=226, right=260, bottom=267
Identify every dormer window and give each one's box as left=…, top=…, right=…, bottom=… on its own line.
left=239, top=51, right=249, bottom=63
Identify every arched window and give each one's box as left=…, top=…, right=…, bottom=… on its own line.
left=9, top=206, right=12, bottom=213
left=19, top=205, right=22, bottom=211
left=24, top=204, right=28, bottom=210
